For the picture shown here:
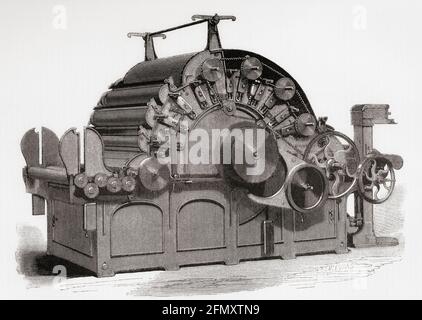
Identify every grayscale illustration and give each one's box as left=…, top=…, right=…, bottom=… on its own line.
left=19, top=14, right=403, bottom=279
left=2, top=0, right=418, bottom=300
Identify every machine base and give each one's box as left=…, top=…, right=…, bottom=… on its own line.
left=44, top=184, right=349, bottom=278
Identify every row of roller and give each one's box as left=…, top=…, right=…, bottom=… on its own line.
left=73, top=169, right=138, bottom=199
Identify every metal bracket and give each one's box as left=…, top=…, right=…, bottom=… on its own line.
left=351, top=104, right=396, bottom=126
left=127, top=32, right=166, bottom=61
left=59, top=128, right=80, bottom=176
left=83, top=203, right=97, bottom=231
left=41, top=127, right=64, bottom=167
left=32, top=195, right=46, bottom=216
left=84, top=127, right=113, bottom=177
left=21, top=128, right=40, bottom=168
left=128, top=14, right=236, bottom=59
left=192, top=14, right=236, bottom=50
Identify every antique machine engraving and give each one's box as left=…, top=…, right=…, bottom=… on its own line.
left=21, top=15, right=403, bottom=277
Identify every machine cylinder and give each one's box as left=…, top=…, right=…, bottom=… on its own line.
left=98, top=84, right=161, bottom=107
left=90, top=106, right=148, bottom=127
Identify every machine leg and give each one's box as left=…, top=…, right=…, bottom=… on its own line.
left=96, top=268, right=115, bottom=278
left=281, top=251, right=296, bottom=260
left=351, top=197, right=398, bottom=248
left=224, top=257, right=240, bottom=266
left=352, top=228, right=377, bottom=248
left=335, top=242, right=349, bottom=254
left=164, top=263, right=180, bottom=271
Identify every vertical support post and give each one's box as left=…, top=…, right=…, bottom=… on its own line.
left=127, top=32, right=166, bottom=61
left=281, top=209, right=296, bottom=260
left=143, top=34, right=160, bottom=61
left=225, top=189, right=240, bottom=266
left=95, top=203, right=115, bottom=277
left=206, top=18, right=222, bottom=51
left=350, top=104, right=396, bottom=247
left=352, top=117, right=377, bottom=247
left=262, top=220, right=274, bottom=256
left=32, top=194, right=46, bottom=216
left=192, top=14, right=236, bottom=51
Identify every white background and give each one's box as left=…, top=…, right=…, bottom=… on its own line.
left=0, top=0, right=421, bottom=299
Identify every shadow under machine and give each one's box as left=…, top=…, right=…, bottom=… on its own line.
left=21, top=15, right=403, bottom=277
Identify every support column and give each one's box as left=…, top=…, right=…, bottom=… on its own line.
left=350, top=104, right=398, bottom=248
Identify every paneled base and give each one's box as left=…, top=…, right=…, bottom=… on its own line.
left=49, top=238, right=346, bottom=277
left=45, top=187, right=348, bottom=278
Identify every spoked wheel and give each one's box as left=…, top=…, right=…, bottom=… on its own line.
left=303, top=131, right=360, bottom=199
left=357, top=155, right=396, bottom=204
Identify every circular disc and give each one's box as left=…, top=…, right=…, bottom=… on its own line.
left=295, top=113, right=317, bottom=137
left=274, top=77, right=296, bottom=101
left=106, top=176, right=122, bottom=193
left=94, top=173, right=108, bottom=188
left=357, top=156, right=395, bottom=204
left=231, top=129, right=279, bottom=184
left=241, top=57, right=263, bottom=80
left=84, top=183, right=99, bottom=199
left=121, top=175, right=136, bottom=192
left=74, top=173, right=88, bottom=188
left=303, top=131, right=360, bottom=199
left=139, top=157, right=170, bottom=191
left=201, top=58, right=224, bottom=82
left=286, top=164, right=328, bottom=213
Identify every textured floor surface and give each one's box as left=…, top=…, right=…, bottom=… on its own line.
left=18, top=242, right=403, bottom=297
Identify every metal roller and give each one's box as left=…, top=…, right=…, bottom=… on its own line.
left=94, top=173, right=108, bottom=188
left=98, top=84, right=162, bottom=107
left=84, top=183, right=100, bottom=199
left=27, top=166, right=69, bottom=184
left=101, top=136, right=140, bottom=148
left=121, top=176, right=137, bottom=192
left=74, top=173, right=88, bottom=188
left=106, top=176, right=122, bottom=193
left=90, top=106, right=148, bottom=127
